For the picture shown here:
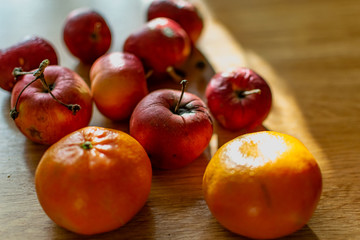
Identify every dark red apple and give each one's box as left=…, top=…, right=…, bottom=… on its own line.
left=147, top=0, right=204, bottom=44
left=63, top=8, right=112, bottom=64
left=123, top=17, right=191, bottom=73
left=0, top=36, right=58, bottom=92
left=205, top=67, right=272, bottom=131
left=10, top=60, right=93, bottom=145
left=130, top=80, right=213, bottom=169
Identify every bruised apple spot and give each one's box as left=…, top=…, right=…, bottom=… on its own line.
left=18, top=57, right=25, bottom=66
left=28, top=127, right=42, bottom=140
left=36, top=115, right=47, bottom=122
left=74, top=197, right=86, bottom=210
left=55, top=111, right=67, bottom=122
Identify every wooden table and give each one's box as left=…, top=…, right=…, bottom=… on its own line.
left=1, top=0, right=359, bottom=239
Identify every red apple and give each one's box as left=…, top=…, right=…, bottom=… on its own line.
left=147, top=0, right=204, bottom=44
left=205, top=67, right=272, bottom=131
left=63, top=8, right=112, bottom=64
left=123, top=17, right=191, bottom=73
left=0, top=35, right=58, bottom=92
left=10, top=60, right=93, bottom=145
left=130, top=80, right=213, bottom=169
left=90, top=52, right=148, bottom=121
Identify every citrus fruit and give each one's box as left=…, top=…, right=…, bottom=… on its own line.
left=35, top=126, right=152, bottom=235
left=203, top=131, right=322, bottom=239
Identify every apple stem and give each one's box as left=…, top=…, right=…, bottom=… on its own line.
left=166, top=66, right=182, bottom=83
left=174, top=79, right=188, bottom=114
left=39, top=75, right=81, bottom=115
left=12, top=68, right=34, bottom=76
left=9, top=76, right=39, bottom=120
left=238, top=89, right=261, bottom=97
left=10, top=59, right=81, bottom=120
left=145, top=69, right=153, bottom=79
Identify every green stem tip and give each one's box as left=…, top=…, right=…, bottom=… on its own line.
left=81, top=141, right=93, bottom=150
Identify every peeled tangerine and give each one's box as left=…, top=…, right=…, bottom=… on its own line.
left=203, top=131, right=322, bottom=239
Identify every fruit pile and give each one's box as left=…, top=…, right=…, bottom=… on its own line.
left=0, top=0, right=322, bottom=238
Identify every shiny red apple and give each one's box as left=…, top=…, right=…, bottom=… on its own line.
left=147, top=0, right=204, bottom=44
left=130, top=80, right=213, bottom=169
left=123, top=17, right=191, bottom=73
left=63, top=8, right=112, bottom=64
left=205, top=67, right=272, bottom=131
left=0, top=36, right=58, bottom=92
left=10, top=60, right=93, bottom=145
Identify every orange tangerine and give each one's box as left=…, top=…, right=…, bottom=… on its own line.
left=203, top=131, right=322, bottom=239
left=35, top=126, right=152, bottom=235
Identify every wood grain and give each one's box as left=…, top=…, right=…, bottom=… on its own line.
left=198, top=0, right=360, bottom=239
left=1, top=0, right=360, bottom=239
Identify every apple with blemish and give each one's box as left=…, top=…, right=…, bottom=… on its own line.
left=10, top=60, right=93, bottom=145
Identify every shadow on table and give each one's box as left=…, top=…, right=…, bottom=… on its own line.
left=50, top=203, right=155, bottom=240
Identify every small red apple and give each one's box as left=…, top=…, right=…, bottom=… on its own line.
left=130, top=80, right=213, bottom=169
left=90, top=52, right=148, bottom=121
left=205, top=67, right=272, bottom=131
left=123, top=17, right=191, bottom=73
left=63, top=8, right=112, bottom=64
left=147, top=0, right=204, bottom=44
left=10, top=60, right=93, bottom=145
left=0, top=35, right=58, bottom=92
